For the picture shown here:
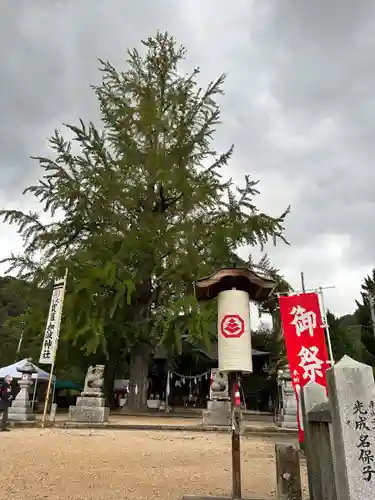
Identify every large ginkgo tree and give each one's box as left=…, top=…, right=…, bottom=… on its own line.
left=1, top=32, right=289, bottom=409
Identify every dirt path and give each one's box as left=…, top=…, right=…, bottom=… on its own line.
left=0, top=428, right=308, bottom=500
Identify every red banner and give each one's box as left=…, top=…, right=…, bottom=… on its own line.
left=278, top=292, right=330, bottom=441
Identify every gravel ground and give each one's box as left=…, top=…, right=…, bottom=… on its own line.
left=0, top=429, right=308, bottom=500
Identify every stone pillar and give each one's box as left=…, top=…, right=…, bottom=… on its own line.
left=327, top=355, right=375, bottom=500
left=278, top=368, right=298, bottom=430
left=69, top=395, right=109, bottom=423
left=9, top=361, right=37, bottom=422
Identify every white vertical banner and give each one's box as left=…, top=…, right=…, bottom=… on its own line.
left=39, top=270, right=68, bottom=365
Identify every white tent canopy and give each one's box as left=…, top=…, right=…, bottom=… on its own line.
left=0, top=359, right=55, bottom=381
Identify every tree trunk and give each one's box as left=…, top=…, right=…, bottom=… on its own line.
left=127, top=343, right=151, bottom=412
left=104, top=356, right=118, bottom=409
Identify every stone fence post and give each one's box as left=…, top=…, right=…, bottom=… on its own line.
left=275, top=442, right=302, bottom=500
left=301, top=382, right=335, bottom=500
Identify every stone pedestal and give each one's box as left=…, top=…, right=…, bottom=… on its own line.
left=202, top=399, right=231, bottom=427
left=278, top=368, right=298, bottom=430
left=69, top=365, right=109, bottom=423
left=69, top=396, right=109, bottom=423
left=9, top=374, right=36, bottom=422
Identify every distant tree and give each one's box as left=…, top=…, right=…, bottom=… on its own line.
left=326, top=310, right=367, bottom=363
left=0, top=277, right=49, bottom=366
left=251, top=326, right=285, bottom=378
left=0, top=278, right=29, bottom=329
left=254, top=256, right=291, bottom=374
left=0, top=32, right=289, bottom=409
left=355, top=269, right=375, bottom=362
left=1, top=278, right=93, bottom=383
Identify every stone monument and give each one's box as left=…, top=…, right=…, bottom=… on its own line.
left=300, top=356, right=375, bottom=500
left=8, top=359, right=37, bottom=422
left=327, top=356, right=375, bottom=500
left=278, top=367, right=298, bottom=430
left=68, top=365, right=109, bottom=423
left=202, top=369, right=231, bottom=426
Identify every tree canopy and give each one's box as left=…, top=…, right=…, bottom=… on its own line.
left=355, top=269, right=375, bottom=362
left=326, top=310, right=367, bottom=363
left=0, top=32, right=289, bottom=407
left=0, top=277, right=49, bottom=366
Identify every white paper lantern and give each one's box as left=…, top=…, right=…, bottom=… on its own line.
left=217, top=289, right=252, bottom=373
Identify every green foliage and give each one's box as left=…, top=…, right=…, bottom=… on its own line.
left=0, top=276, right=93, bottom=382
left=355, top=269, right=375, bottom=361
left=252, top=327, right=286, bottom=376
left=326, top=310, right=368, bottom=363
left=0, top=32, right=289, bottom=363
left=0, top=277, right=29, bottom=324
left=0, top=277, right=49, bottom=365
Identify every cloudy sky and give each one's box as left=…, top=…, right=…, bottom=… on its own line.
left=1, top=0, right=374, bottom=318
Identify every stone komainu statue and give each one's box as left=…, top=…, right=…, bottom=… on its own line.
left=210, top=371, right=229, bottom=400
left=82, top=365, right=105, bottom=396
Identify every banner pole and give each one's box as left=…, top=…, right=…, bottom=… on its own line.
left=41, top=350, right=57, bottom=428
left=318, top=286, right=334, bottom=364
left=41, top=268, right=68, bottom=428
left=276, top=285, right=335, bottom=297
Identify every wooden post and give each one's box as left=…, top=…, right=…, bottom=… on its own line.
left=229, top=371, right=241, bottom=499
left=275, top=443, right=302, bottom=500
left=41, top=360, right=55, bottom=428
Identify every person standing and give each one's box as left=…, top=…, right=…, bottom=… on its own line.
left=0, top=375, right=14, bottom=431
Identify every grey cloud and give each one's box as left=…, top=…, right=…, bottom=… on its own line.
left=0, top=0, right=176, bottom=196
left=220, top=1, right=375, bottom=273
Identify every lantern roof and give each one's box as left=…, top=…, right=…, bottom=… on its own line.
left=194, top=266, right=276, bottom=303
left=16, top=358, right=38, bottom=374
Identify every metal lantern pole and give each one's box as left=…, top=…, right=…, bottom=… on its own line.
left=318, top=287, right=335, bottom=364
